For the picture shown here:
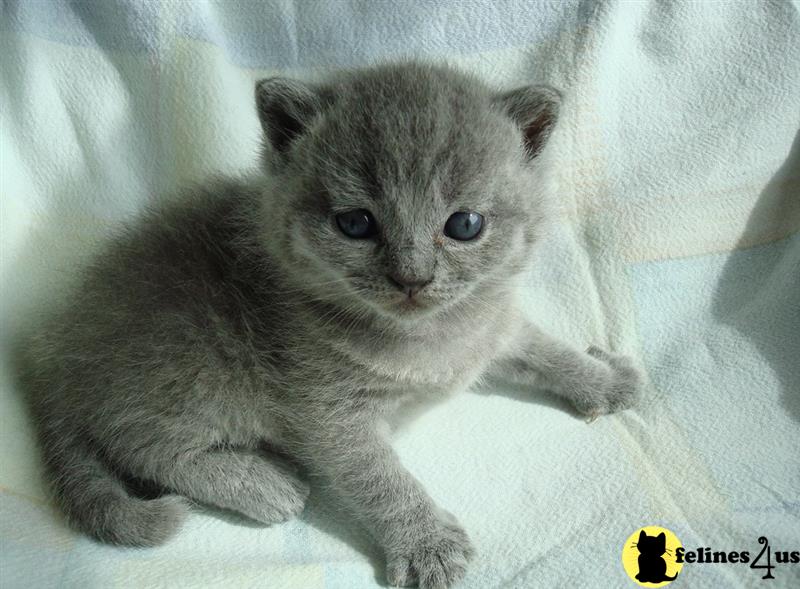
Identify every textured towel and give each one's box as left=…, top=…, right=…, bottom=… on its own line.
left=1, top=1, right=799, bottom=587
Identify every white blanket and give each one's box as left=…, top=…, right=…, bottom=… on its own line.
left=2, top=1, right=799, bottom=587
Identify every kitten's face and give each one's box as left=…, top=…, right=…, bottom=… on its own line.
left=257, top=65, right=558, bottom=322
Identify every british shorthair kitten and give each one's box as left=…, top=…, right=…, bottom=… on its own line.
left=22, top=62, right=641, bottom=588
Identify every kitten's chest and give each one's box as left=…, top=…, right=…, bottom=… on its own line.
left=364, top=338, right=484, bottom=390
left=336, top=309, right=514, bottom=394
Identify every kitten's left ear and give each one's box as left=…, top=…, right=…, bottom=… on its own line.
left=495, top=85, right=561, bottom=158
left=255, top=77, right=326, bottom=155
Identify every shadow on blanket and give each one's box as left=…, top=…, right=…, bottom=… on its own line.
left=712, top=129, right=800, bottom=423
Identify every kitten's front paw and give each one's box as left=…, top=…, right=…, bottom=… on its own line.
left=577, top=346, right=643, bottom=420
left=239, top=468, right=310, bottom=525
left=385, top=517, right=475, bottom=589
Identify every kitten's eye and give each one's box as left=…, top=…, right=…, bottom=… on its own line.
left=444, top=212, right=484, bottom=241
left=336, top=209, right=377, bottom=239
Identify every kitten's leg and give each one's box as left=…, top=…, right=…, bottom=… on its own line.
left=127, top=445, right=309, bottom=525
left=485, top=321, right=642, bottom=418
left=288, top=408, right=474, bottom=589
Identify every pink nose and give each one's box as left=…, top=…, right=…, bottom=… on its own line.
left=387, top=273, right=433, bottom=297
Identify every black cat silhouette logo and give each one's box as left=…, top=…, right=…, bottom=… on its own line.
left=622, top=526, right=684, bottom=586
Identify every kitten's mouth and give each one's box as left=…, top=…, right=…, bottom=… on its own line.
left=389, top=293, right=438, bottom=316
left=360, top=290, right=437, bottom=318
left=398, top=296, right=424, bottom=309
left=357, top=287, right=444, bottom=320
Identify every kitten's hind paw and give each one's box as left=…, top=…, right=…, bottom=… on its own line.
left=577, top=346, right=643, bottom=418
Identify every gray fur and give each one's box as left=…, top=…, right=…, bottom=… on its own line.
left=20, top=62, right=640, bottom=588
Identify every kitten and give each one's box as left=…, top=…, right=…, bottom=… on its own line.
left=20, top=62, right=641, bottom=589
left=635, top=531, right=679, bottom=583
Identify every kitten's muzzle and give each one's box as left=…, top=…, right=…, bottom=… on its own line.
left=386, top=273, right=433, bottom=298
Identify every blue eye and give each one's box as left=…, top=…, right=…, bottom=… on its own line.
left=336, top=209, right=377, bottom=238
left=444, top=212, right=484, bottom=241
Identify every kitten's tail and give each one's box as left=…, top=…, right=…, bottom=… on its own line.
left=45, top=436, right=188, bottom=547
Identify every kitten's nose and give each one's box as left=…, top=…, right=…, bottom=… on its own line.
left=387, top=273, right=433, bottom=297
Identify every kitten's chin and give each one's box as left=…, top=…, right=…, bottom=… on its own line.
left=367, top=294, right=444, bottom=323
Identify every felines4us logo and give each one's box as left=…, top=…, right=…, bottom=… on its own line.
left=621, top=525, right=800, bottom=586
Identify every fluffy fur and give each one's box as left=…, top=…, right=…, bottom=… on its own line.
left=20, top=62, right=640, bottom=588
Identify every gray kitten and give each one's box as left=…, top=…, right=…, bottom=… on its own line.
left=21, top=62, right=641, bottom=589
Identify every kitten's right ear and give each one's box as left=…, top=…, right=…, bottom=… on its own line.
left=255, top=78, right=324, bottom=155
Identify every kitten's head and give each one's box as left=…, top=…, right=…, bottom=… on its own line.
left=254, top=62, right=560, bottom=322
